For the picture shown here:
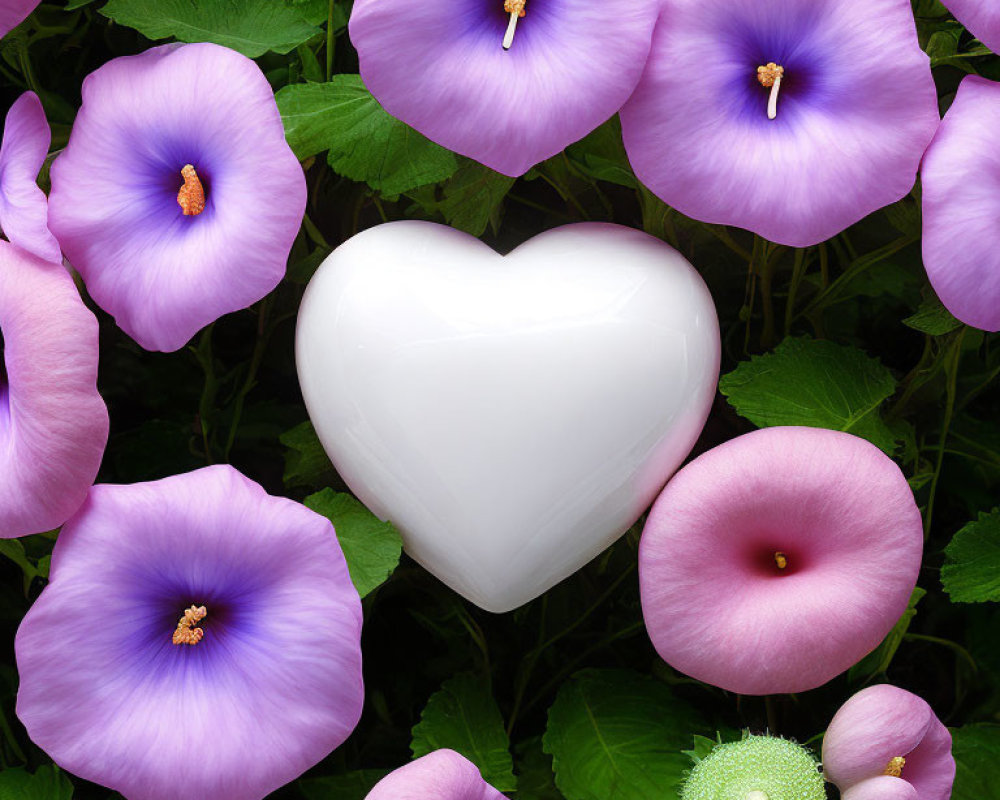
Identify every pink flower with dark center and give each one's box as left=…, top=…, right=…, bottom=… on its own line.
left=0, top=240, right=107, bottom=538
left=48, top=43, right=306, bottom=352
left=366, top=750, right=505, bottom=800
left=16, top=465, right=364, bottom=800
left=921, top=75, right=1000, bottom=332
left=939, top=1, right=1000, bottom=53
left=638, top=426, right=923, bottom=695
left=823, top=684, right=955, bottom=800
left=0, top=92, right=61, bottom=263
left=0, top=0, right=39, bottom=38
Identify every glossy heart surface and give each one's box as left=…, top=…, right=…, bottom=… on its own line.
left=296, top=221, right=720, bottom=612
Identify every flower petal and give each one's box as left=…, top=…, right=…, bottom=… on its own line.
left=16, top=465, right=364, bottom=800
left=940, top=1, right=1000, bottom=53
left=921, top=75, right=1000, bottom=332
left=842, top=776, right=919, bottom=800
left=823, top=685, right=933, bottom=790
left=0, top=241, right=107, bottom=538
left=48, top=43, right=307, bottom=352
left=0, top=92, right=61, bottom=263
left=901, top=716, right=955, bottom=800
left=0, top=0, right=38, bottom=38
left=638, top=427, right=923, bottom=695
left=620, top=0, right=939, bottom=246
left=366, top=751, right=506, bottom=800
left=350, top=0, right=659, bottom=176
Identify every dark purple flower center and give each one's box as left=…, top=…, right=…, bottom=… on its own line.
left=749, top=544, right=806, bottom=577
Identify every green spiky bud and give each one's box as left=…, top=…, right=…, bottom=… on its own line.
left=681, top=734, right=826, bottom=800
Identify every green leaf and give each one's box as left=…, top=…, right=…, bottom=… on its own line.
left=0, top=539, right=42, bottom=594
left=565, top=117, right=636, bottom=189
left=304, top=489, right=403, bottom=598
left=951, top=725, right=1000, bottom=800
left=515, top=737, right=564, bottom=800
left=276, top=77, right=460, bottom=194
left=65, top=0, right=98, bottom=9
left=0, top=765, right=73, bottom=800
left=718, top=336, right=900, bottom=453
left=411, top=672, right=517, bottom=792
left=298, top=769, right=389, bottom=800
left=543, top=668, right=710, bottom=800
left=849, top=587, right=927, bottom=680
left=942, top=510, right=1000, bottom=603
left=99, top=0, right=320, bottom=58
left=406, top=161, right=515, bottom=237
left=683, top=735, right=722, bottom=765
left=904, top=294, right=963, bottom=336
left=280, top=420, right=336, bottom=489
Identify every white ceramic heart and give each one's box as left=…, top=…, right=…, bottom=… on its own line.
left=296, top=221, right=720, bottom=612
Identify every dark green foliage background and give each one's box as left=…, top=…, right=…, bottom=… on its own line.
left=1, top=0, right=1000, bottom=797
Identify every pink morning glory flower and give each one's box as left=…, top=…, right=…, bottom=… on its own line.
left=48, top=43, right=306, bottom=352
left=921, top=75, right=1000, bottom=332
left=0, top=0, right=39, bottom=38
left=366, top=750, right=505, bottom=800
left=619, top=0, right=940, bottom=247
left=823, top=684, right=955, bottom=800
left=16, top=465, right=364, bottom=800
left=0, top=240, right=107, bottom=538
left=939, top=1, right=1000, bottom=53
left=349, top=0, right=660, bottom=177
left=638, top=426, right=923, bottom=695
left=0, top=92, right=61, bottom=263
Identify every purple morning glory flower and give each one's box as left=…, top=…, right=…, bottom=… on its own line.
left=619, top=0, right=940, bottom=247
left=0, top=92, right=61, bottom=264
left=0, top=240, right=108, bottom=538
left=0, top=0, right=39, bottom=38
left=48, top=43, right=307, bottom=352
left=15, top=465, right=364, bottom=800
left=921, top=75, right=1000, bottom=331
left=940, top=1, right=1000, bottom=53
left=366, top=750, right=505, bottom=800
left=349, top=0, right=660, bottom=177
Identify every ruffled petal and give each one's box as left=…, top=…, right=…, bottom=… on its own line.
left=921, top=75, right=1000, bottom=331
left=16, top=466, right=364, bottom=800
left=48, top=43, right=306, bottom=352
left=638, top=427, right=923, bottom=695
left=940, top=1, right=1000, bottom=53
left=0, top=241, right=107, bottom=538
left=350, top=0, right=659, bottom=176
left=0, top=92, right=61, bottom=263
left=620, top=0, right=939, bottom=246
left=822, top=685, right=932, bottom=790
left=367, top=751, right=506, bottom=800
left=902, top=716, right=955, bottom=800
left=0, top=0, right=38, bottom=38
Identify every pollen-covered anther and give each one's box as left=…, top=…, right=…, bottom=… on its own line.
left=176, top=164, right=206, bottom=216
left=774, top=551, right=788, bottom=570
left=172, top=604, right=207, bottom=646
left=883, top=756, right=906, bottom=777
left=502, top=0, right=526, bottom=50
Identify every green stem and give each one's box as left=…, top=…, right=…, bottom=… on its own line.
left=924, top=328, right=966, bottom=539
left=326, top=0, right=336, bottom=81
left=783, top=248, right=807, bottom=337
left=0, top=707, right=26, bottom=764
left=223, top=298, right=274, bottom=461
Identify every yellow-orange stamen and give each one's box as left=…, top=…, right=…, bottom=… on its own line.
left=172, top=605, right=207, bottom=646
left=884, top=756, right=906, bottom=778
left=177, top=164, right=206, bottom=216
left=756, top=62, right=785, bottom=120
left=774, top=551, right=788, bottom=570
left=503, top=0, right=526, bottom=50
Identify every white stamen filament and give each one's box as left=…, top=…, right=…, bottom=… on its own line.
left=767, top=74, right=782, bottom=121
left=503, top=12, right=519, bottom=50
